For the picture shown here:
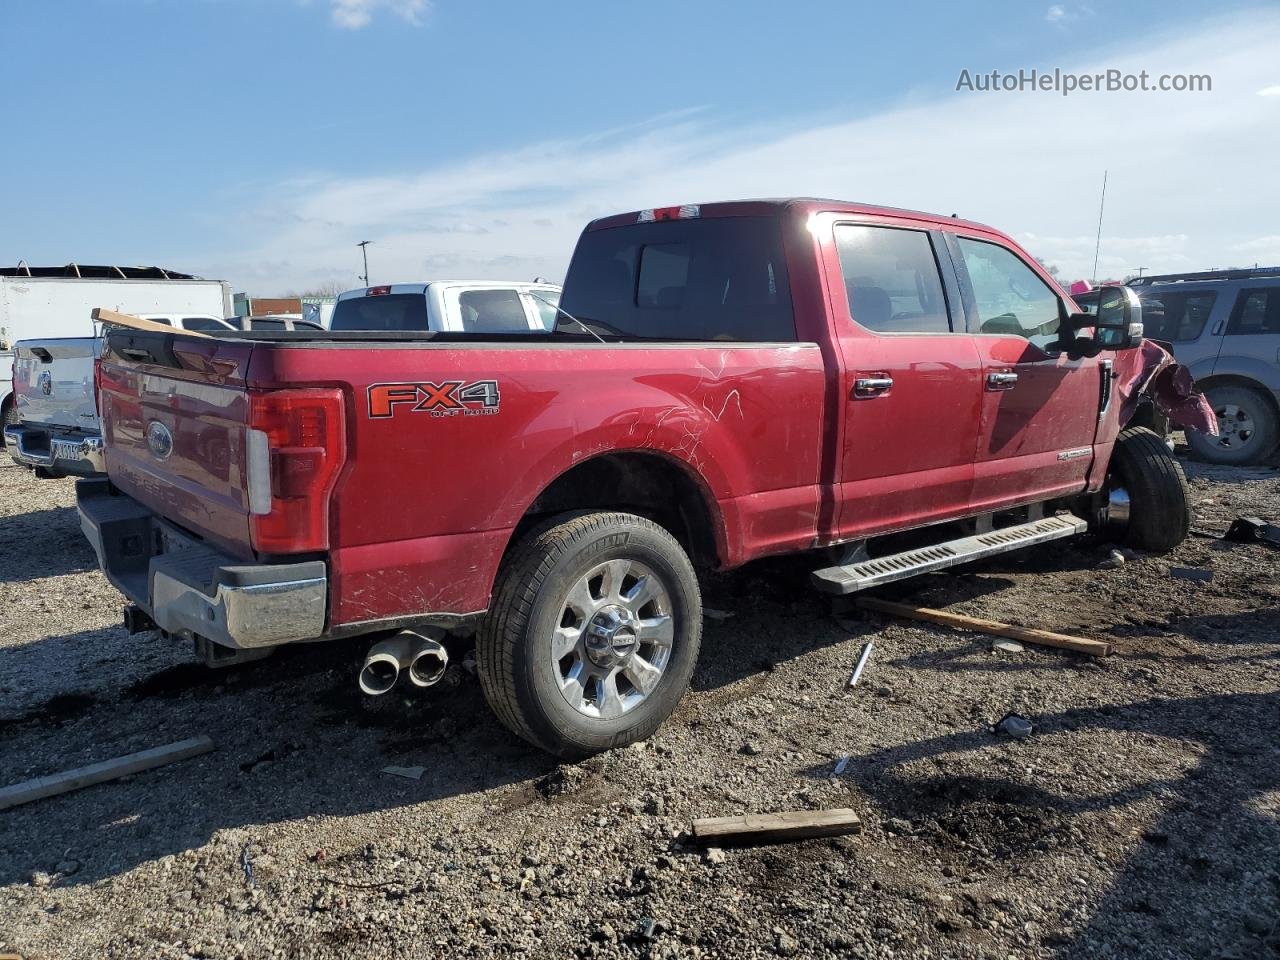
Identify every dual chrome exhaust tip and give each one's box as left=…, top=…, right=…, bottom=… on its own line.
left=358, top=629, right=449, bottom=696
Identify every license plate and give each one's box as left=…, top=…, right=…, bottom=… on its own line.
left=51, top=439, right=83, bottom=462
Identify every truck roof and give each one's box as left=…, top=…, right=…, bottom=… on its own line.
left=335, top=279, right=562, bottom=301
left=586, top=198, right=998, bottom=236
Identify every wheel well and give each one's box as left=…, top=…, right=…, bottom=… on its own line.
left=511, top=452, right=721, bottom=568
left=1193, top=375, right=1280, bottom=422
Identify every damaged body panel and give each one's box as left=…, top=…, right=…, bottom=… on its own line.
left=1114, top=339, right=1218, bottom=437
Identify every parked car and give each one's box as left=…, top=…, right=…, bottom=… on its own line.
left=0, top=265, right=232, bottom=437
left=80, top=198, right=1206, bottom=758
left=330, top=280, right=562, bottom=333
left=1127, top=268, right=1280, bottom=464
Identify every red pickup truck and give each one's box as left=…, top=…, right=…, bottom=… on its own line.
left=79, top=198, right=1200, bottom=758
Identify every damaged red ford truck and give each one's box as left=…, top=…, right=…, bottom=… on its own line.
left=78, top=199, right=1215, bottom=757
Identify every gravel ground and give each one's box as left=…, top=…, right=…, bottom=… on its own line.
left=1, top=446, right=1278, bottom=960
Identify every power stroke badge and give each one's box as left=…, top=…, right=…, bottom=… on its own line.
left=368, top=380, right=501, bottom=419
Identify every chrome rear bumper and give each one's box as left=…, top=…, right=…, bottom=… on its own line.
left=5, top=424, right=105, bottom=476
left=76, top=478, right=327, bottom=649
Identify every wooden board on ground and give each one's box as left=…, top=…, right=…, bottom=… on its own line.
left=91, top=307, right=213, bottom=338
left=855, top=597, right=1112, bottom=656
left=691, top=808, right=863, bottom=846
left=0, top=736, right=215, bottom=810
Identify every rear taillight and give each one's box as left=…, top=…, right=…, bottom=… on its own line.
left=246, top=388, right=346, bottom=553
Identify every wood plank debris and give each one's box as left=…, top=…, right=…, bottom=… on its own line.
left=691, top=808, right=863, bottom=846
left=91, top=307, right=213, bottom=337
left=0, top=736, right=215, bottom=811
left=855, top=597, right=1112, bottom=657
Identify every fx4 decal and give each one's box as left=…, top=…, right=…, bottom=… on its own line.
left=368, top=380, right=501, bottom=419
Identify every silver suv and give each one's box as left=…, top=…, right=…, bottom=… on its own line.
left=1125, top=268, right=1279, bottom=464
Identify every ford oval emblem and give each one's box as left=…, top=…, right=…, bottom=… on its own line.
left=146, top=420, right=174, bottom=461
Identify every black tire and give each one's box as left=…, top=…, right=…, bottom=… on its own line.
left=1109, top=426, right=1190, bottom=553
left=1, top=396, right=17, bottom=437
left=477, top=511, right=702, bottom=759
left=1185, top=385, right=1278, bottom=465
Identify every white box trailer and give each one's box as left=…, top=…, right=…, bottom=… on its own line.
left=0, top=265, right=232, bottom=422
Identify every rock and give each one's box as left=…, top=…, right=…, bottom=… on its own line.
left=704, top=847, right=727, bottom=865
left=1242, top=912, right=1271, bottom=935
left=30, top=871, right=53, bottom=888
left=592, top=923, right=618, bottom=943
left=992, top=639, right=1024, bottom=654
left=1098, top=549, right=1126, bottom=569
left=739, top=741, right=763, bottom=756
left=774, top=929, right=800, bottom=956
left=54, top=860, right=81, bottom=876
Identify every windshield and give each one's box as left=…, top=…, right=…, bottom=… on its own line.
left=560, top=216, right=795, bottom=341
left=331, top=294, right=428, bottom=331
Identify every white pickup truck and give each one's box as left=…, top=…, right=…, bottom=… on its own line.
left=330, top=279, right=562, bottom=332
left=2, top=266, right=233, bottom=476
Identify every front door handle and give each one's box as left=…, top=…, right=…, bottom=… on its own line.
left=986, top=371, right=1019, bottom=391
left=853, top=376, right=894, bottom=397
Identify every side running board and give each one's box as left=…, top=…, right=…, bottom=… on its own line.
left=811, top=514, right=1087, bottom=595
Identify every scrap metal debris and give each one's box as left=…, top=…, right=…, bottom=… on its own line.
left=994, top=713, right=1034, bottom=739
left=1224, top=516, right=1280, bottom=550
left=847, top=641, right=875, bottom=687
left=381, top=765, right=426, bottom=780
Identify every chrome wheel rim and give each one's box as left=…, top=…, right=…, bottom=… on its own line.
left=552, top=558, right=674, bottom=719
left=1214, top=403, right=1255, bottom=449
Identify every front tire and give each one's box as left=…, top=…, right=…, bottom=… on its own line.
left=477, top=511, right=702, bottom=759
left=1106, top=426, right=1191, bottom=553
left=1185, top=385, right=1279, bottom=465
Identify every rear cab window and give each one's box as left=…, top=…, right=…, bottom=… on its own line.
left=331, top=294, right=429, bottom=332
left=560, top=215, right=795, bottom=341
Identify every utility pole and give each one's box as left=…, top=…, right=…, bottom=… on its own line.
left=357, top=240, right=373, bottom=286
left=1091, top=170, right=1107, bottom=282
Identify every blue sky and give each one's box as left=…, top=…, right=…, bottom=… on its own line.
left=2, top=1, right=1278, bottom=291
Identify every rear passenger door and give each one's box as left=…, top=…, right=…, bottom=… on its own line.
left=947, top=233, right=1105, bottom=510
left=826, top=219, right=986, bottom=539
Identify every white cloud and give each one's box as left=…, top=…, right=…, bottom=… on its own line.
left=200, top=11, right=1280, bottom=291
left=1258, top=84, right=1280, bottom=96
left=1046, top=5, right=1068, bottom=23
left=330, top=0, right=428, bottom=30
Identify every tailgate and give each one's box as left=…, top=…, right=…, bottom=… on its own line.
left=100, top=330, right=257, bottom=559
left=13, top=338, right=100, bottom=431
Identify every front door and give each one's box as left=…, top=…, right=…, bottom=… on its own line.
left=826, top=218, right=986, bottom=540
left=947, top=233, right=1105, bottom=510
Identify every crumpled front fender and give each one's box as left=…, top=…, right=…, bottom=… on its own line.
left=1115, top=340, right=1218, bottom=436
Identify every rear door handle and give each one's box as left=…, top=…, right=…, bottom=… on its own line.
left=853, top=377, right=894, bottom=397
left=986, top=371, right=1018, bottom=391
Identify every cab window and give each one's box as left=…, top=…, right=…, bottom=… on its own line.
left=955, top=237, right=1062, bottom=348
left=1137, top=290, right=1216, bottom=342
left=458, top=289, right=530, bottom=333
left=834, top=225, right=952, bottom=334
left=1227, top=288, right=1280, bottom=335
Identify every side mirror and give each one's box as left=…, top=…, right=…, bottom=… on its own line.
left=1093, top=286, right=1143, bottom=351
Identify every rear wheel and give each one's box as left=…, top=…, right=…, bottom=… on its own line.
left=1185, top=385, right=1278, bottom=465
left=477, top=511, right=701, bottom=759
left=1103, top=426, right=1191, bottom=553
